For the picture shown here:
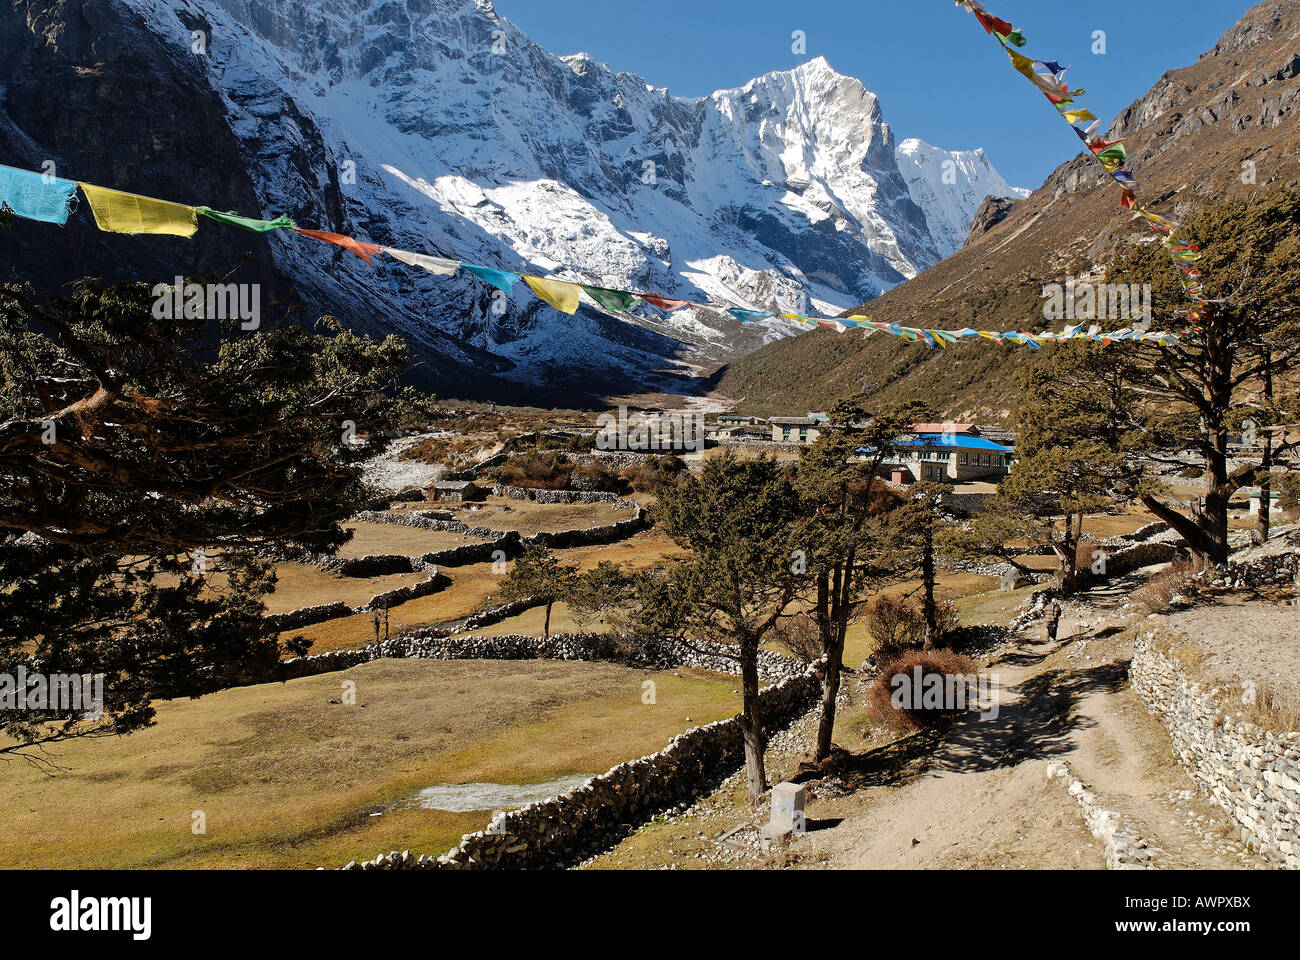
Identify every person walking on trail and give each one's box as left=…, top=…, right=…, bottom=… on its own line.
left=1045, top=600, right=1063, bottom=643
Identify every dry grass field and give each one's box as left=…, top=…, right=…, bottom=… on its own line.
left=461, top=497, right=636, bottom=535
left=388, top=496, right=636, bottom=537
left=0, top=659, right=742, bottom=870
left=263, top=564, right=430, bottom=616
left=285, top=527, right=690, bottom=654
left=271, top=493, right=1162, bottom=665
left=337, top=522, right=483, bottom=558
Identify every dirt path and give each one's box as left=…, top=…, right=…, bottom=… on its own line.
left=799, top=573, right=1259, bottom=870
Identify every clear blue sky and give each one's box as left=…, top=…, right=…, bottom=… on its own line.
left=494, top=0, right=1255, bottom=188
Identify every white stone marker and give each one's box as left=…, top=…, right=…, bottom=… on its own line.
left=770, top=782, right=807, bottom=835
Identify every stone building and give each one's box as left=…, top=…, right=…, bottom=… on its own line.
left=868, top=429, right=1015, bottom=484
left=770, top=417, right=824, bottom=445
left=428, top=480, right=487, bottom=503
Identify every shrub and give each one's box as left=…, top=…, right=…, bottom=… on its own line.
left=571, top=461, right=626, bottom=493
left=771, top=612, right=822, bottom=663
left=621, top=454, right=687, bottom=495
left=866, top=595, right=959, bottom=660
left=493, top=452, right=574, bottom=490
left=865, top=648, right=981, bottom=735
left=1132, top=558, right=1198, bottom=613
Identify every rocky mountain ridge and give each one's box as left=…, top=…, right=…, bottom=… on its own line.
left=0, top=0, right=1023, bottom=401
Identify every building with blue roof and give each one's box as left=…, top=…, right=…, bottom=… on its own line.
left=857, top=428, right=1016, bottom=484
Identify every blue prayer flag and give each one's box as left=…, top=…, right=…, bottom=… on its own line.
left=0, top=164, right=78, bottom=225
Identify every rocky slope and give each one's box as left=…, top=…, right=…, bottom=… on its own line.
left=718, top=0, right=1300, bottom=419
left=0, top=0, right=1021, bottom=402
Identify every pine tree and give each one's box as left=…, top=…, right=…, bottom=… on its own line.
left=1103, top=190, right=1300, bottom=563
left=647, top=452, right=805, bottom=804
left=495, top=543, right=578, bottom=640
left=0, top=279, right=410, bottom=760
left=793, top=397, right=919, bottom=761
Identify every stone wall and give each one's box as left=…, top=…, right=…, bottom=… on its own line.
left=1044, top=761, right=1159, bottom=869
left=1103, top=540, right=1180, bottom=577
left=1131, top=632, right=1300, bottom=869
left=491, top=486, right=634, bottom=506
left=266, top=574, right=452, bottom=632
left=421, top=534, right=520, bottom=569
left=1132, top=521, right=1172, bottom=540
left=350, top=505, right=648, bottom=556
left=454, top=597, right=545, bottom=633
left=351, top=510, right=501, bottom=540
left=289, top=508, right=646, bottom=583
left=280, top=632, right=804, bottom=685
left=524, top=508, right=648, bottom=550
left=1204, top=546, right=1300, bottom=591
left=266, top=602, right=353, bottom=633
left=336, top=648, right=825, bottom=871
left=357, top=573, right=453, bottom=614
left=319, top=554, right=439, bottom=578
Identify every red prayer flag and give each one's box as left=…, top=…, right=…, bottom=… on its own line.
left=293, top=228, right=383, bottom=265
left=975, top=10, right=1014, bottom=37
left=641, top=294, right=690, bottom=312
left=1088, top=137, right=1125, bottom=154
left=1120, top=189, right=1137, bottom=210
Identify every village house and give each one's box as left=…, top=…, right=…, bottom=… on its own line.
left=771, top=415, right=825, bottom=445
left=1247, top=488, right=1281, bottom=517
left=871, top=424, right=1015, bottom=484
left=427, top=480, right=487, bottom=503
left=712, top=424, right=772, bottom=443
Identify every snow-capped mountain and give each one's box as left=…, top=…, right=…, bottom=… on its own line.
left=895, top=139, right=1032, bottom=259
left=0, top=0, right=1025, bottom=400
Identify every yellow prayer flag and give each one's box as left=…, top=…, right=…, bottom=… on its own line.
left=1062, top=109, right=1097, bottom=125
left=523, top=276, right=581, bottom=314
left=79, top=183, right=198, bottom=237
left=1006, top=50, right=1038, bottom=82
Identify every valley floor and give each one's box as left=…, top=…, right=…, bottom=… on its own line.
left=587, top=568, right=1264, bottom=870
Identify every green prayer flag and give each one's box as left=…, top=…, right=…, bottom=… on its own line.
left=582, top=285, right=641, bottom=312
left=197, top=207, right=298, bottom=233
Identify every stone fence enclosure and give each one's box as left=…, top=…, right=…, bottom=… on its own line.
left=265, top=503, right=648, bottom=631
left=266, top=573, right=452, bottom=633
left=274, top=634, right=825, bottom=872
